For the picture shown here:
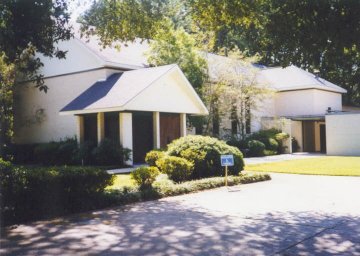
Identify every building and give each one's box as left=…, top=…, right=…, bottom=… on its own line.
left=14, top=33, right=360, bottom=159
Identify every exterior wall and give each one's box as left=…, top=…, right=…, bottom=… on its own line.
left=313, top=90, right=342, bottom=113
left=275, top=89, right=342, bottom=117
left=37, top=38, right=104, bottom=78
left=219, top=94, right=276, bottom=138
left=125, top=70, right=206, bottom=114
left=326, top=113, right=360, bottom=156
left=14, top=69, right=111, bottom=144
left=291, top=121, right=303, bottom=152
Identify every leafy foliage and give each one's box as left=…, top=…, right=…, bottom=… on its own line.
left=166, top=135, right=244, bottom=178
left=92, top=139, right=131, bottom=166
left=0, top=0, right=72, bottom=91
left=156, top=156, right=194, bottom=182
left=130, top=166, right=160, bottom=189
left=247, top=140, right=265, bottom=157
left=0, top=54, right=14, bottom=160
left=145, top=150, right=166, bottom=167
left=147, top=19, right=208, bottom=92
left=0, top=160, right=114, bottom=225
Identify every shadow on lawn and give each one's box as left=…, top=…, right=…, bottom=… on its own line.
left=1, top=200, right=360, bottom=256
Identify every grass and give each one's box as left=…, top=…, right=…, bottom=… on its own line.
left=107, top=174, right=134, bottom=189
left=246, top=156, right=360, bottom=176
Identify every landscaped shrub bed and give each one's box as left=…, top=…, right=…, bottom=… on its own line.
left=0, top=159, right=115, bottom=226
left=227, top=129, right=290, bottom=157
left=108, top=172, right=271, bottom=203
left=9, top=138, right=131, bottom=166
left=165, top=135, right=244, bottom=179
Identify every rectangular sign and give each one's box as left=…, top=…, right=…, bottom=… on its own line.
left=221, top=155, right=234, bottom=166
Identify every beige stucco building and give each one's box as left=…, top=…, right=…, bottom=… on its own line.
left=14, top=33, right=360, bottom=159
left=14, top=37, right=208, bottom=165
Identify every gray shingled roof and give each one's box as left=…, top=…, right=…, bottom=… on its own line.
left=60, top=64, right=177, bottom=113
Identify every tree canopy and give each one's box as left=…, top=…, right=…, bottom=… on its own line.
left=0, top=0, right=72, bottom=158
left=0, top=0, right=72, bottom=91
left=80, top=0, right=360, bottom=105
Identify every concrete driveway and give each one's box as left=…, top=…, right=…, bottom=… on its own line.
left=1, top=173, right=360, bottom=256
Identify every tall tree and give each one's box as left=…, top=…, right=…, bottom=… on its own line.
left=146, top=20, right=207, bottom=92
left=188, top=0, right=360, bottom=105
left=0, top=0, right=72, bottom=91
left=146, top=19, right=208, bottom=133
left=0, top=0, right=72, bottom=158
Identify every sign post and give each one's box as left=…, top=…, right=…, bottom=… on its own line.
left=220, top=155, right=234, bottom=187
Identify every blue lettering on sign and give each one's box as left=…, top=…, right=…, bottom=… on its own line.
left=221, top=155, right=234, bottom=166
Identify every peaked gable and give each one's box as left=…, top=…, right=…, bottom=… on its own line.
left=60, top=64, right=208, bottom=116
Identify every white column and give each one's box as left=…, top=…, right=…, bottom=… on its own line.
left=97, top=112, right=105, bottom=145
left=282, top=118, right=292, bottom=154
left=119, top=112, right=133, bottom=165
left=180, top=113, right=187, bottom=137
left=153, top=112, right=160, bottom=149
left=76, top=115, right=84, bottom=144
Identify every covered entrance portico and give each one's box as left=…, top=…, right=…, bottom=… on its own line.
left=286, top=115, right=326, bottom=153
left=75, top=111, right=187, bottom=164
left=60, top=64, right=208, bottom=165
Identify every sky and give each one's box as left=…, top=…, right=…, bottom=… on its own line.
left=68, top=0, right=93, bottom=21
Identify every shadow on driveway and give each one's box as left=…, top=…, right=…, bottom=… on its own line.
left=1, top=199, right=360, bottom=256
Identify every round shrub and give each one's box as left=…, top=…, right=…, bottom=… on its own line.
left=156, top=156, right=194, bottom=182
left=247, top=140, right=265, bottom=157
left=268, top=138, right=279, bottom=151
left=92, top=139, right=131, bottom=166
left=145, top=150, right=166, bottom=167
left=166, top=135, right=244, bottom=179
left=130, top=166, right=160, bottom=189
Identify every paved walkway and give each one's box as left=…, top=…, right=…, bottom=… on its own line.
left=244, top=152, right=325, bottom=165
left=107, top=164, right=145, bottom=174
left=2, top=173, right=360, bottom=255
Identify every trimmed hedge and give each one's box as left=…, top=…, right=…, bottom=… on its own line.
left=156, top=156, right=194, bottom=182
left=0, top=159, right=114, bottom=226
left=130, top=166, right=160, bottom=189
left=166, top=135, right=244, bottom=179
left=145, top=150, right=166, bottom=167
left=109, top=172, right=271, bottom=202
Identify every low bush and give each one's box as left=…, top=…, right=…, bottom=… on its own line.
left=166, top=135, right=244, bottom=179
left=275, top=132, right=290, bottom=153
left=292, top=137, right=300, bottom=152
left=152, top=172, right=271, bottom=197
left=156, top=156, right=194, bottom=182
left=33, top=138, right=79, bottom=165
left=130, top=166, right=160, bottom=189
left=0, top=159, right=114, bottom=226
left=145, top=150, right=166, bottom=167
left=92, top=139, right=131, bottom=166
left=11, top=138, right=131, bottom=167
left=267, top=138, right=279, bottom=151
left=264, top=149, right=278, bottom=156
left=248, top=140, right=265, bottom=157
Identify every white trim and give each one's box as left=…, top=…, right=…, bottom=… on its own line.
left=153, top=112, right=160, bottom=148
left=119, top=112, right=133, bottom=165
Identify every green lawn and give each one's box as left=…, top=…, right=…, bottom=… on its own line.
left=246, top=156, right=360, bottom=176
left=107, top=174, right=134, bottom=189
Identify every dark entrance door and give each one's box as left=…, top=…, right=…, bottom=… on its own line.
left=303, top=121, right=316, bottom=152
left=160, top=113, right=180, bottom=148
left=320, top=124, right=326, bottom=153
left=132, top=112, right=153, bottom=163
